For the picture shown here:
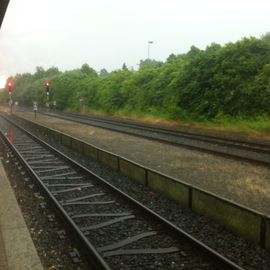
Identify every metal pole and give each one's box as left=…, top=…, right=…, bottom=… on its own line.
left=46, top=91, right=49, bottom=110
left=9, top=91, right=12, bottom=113
left=33, top=102, right=38, bottom=119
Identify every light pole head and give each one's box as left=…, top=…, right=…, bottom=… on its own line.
left=147, top=41, right=154, bottom=59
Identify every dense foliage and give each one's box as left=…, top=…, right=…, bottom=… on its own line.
left=2, top=34, right=270, bottom=123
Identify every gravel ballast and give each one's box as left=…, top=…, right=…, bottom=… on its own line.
left=0, top=139, right=93, bottom=270
left=0, top=117, right=234, bottom=270
left=8, top=116, right=269, bottom=270
left=13, top=111, right=270, bottom=216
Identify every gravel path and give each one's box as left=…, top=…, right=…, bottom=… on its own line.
left=14, top=111, right=270, bottom=215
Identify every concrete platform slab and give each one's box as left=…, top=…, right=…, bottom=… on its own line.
left=0, top=161, right=43, bottom=270
left=0, top=225, right=8, bottom=270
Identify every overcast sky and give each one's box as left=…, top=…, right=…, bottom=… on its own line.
left=0, top=0, right=269, bottom=86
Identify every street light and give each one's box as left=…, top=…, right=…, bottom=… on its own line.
left=147, top=41, right=153, bottom=59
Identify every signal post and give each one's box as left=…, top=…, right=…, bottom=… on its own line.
left=7, top=81, right=14, bottom=113
left=44, top=81, right=50, bottom=109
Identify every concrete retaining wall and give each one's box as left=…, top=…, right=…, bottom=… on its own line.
left=266, top=218, right=270, bottom=249
left=61, top=134, right=72, bottom=148
left=11, top=114, right=270, bottom=250
left=192, top=189, right=262, bottom=243
left=83, top=144, right=98, bottom=160
left=98, top=150, right=119, bottom=171
left=119, top=159, right=146, bottom=185
left=71, top=138, right=83, bottom=153
left=148, top=171, right=190, bottom=207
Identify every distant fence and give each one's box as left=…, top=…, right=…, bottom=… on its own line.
left=11, top=114, right=270, bottom=250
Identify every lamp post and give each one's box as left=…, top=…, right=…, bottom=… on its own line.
left=147, top=41, right=153, bottom=59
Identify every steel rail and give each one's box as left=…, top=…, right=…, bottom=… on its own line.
left=1, top=115, right=245, bottom=270
left=0, top=121, right=111, bottom=270
left=44, top=109, right=270, bottom=151
left=17, top=107, right=270, bottom=167
left=18, top=107, right=270, bottom=150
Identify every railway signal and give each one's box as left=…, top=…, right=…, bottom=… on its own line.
left=44, top=81, right=50, bottom=93
left=44, top=81, right=50, bottom=108
left=6, top=81, right=14, bottom=94
left=8, top=81, right=12, bottom=92
left=6, top=81, right=14, bottom=112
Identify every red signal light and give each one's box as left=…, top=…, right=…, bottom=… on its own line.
left=7, top=81, right=14, bottom=92
left=44, top=81, right=50, bottom=91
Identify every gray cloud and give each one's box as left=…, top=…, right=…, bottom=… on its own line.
left=0, top=0, right=269, bottom=84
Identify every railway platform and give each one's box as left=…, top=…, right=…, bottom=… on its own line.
left=0, top=161, right=43, bottom=270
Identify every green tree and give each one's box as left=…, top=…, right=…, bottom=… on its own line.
left=99, top=68, right=109, bottom=77
left=4, top=33, right=270, bottom=122
left=139, top=59, right=163, bottom=70
left=80, top=63, right=97, bottom=77
left=122, top=63, right=128, bottom=71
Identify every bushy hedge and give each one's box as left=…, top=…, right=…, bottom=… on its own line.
left=3, top=34, right=270, bottom=121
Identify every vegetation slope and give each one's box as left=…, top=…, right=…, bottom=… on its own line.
left=2, top=34, right=270, bottom=133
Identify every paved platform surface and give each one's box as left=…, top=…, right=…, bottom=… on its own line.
left=0, top=224, right=8, bottom=270
left=0, top=161, right=43, bottom=270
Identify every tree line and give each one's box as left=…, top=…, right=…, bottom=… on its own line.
left=2, top=33, right=270, bottom=122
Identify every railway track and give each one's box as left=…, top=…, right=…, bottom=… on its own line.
left=0, top=116, right=245, bottom=269
left=20, top=107, right=270, bottom=166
